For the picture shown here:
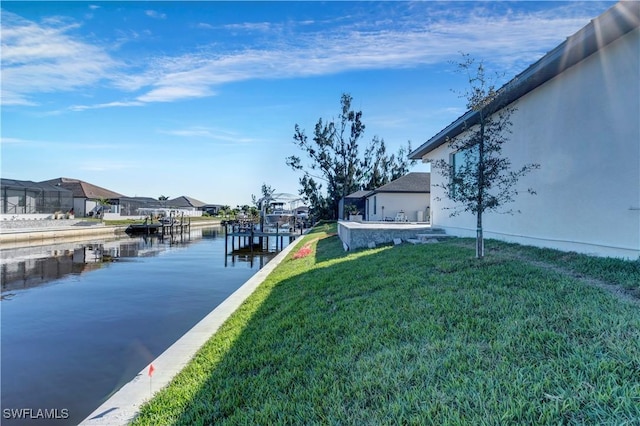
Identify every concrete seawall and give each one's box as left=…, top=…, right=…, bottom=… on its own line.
left=0, top=220, right=222, bottom=248
left=0, top=224, right=123, bottom=247
left=80, top=227, right=304, bottom=425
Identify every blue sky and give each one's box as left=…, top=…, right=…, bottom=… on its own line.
left=1, top=1, right=614, bottom=207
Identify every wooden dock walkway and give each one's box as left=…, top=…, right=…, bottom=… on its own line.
left=125, top=215, right=192, bottom=238
left=224, top=221, right=304, bottom=254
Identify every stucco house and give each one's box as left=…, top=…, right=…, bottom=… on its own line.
left=202, top=204, right=224, bottom=215
left=409, top=2, right=639, bottom=259
left=167, top=196, right=207, bottom=212
left=364, top=172, right=430, bottom=222
left=40, top=177, right=124, bottom=217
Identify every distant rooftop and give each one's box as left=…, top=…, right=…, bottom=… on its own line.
left=368, top=172, right=430, bottom=194
left=1, top=178, right=73, bottom=193
left=345, top=190, right=371, bottom=199
left=39, top=177, right=124, bottom=199
left=167, top=195, right=208, bottom=208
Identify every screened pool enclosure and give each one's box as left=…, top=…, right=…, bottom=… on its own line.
left=1, top=179, right=73, bottom=215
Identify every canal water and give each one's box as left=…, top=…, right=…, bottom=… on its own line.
left=1, top=226, right=283, bottom=425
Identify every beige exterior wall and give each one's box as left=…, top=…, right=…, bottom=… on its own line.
left=424, top=28, right=640, bottom=259
left=366, top=192, right=430, bottom=222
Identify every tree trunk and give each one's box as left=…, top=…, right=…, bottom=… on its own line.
left=476, top=211, right=484, bottom=258
left=476, top=110, right=485, bottom=259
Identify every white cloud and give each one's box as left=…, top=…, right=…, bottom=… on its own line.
left=0, top=137, right=29, bottom=144
left=137, top=85, right=215, bottom=103
left=223, top=22, right=273, bottom=32
left=159, top=126, right=259, bottom=144
left=196, top=22, right=214, bottom=30
left=128, top=6, right=598, bottom=103
left=2, top=4, right=608, bottom=108
left=1, top=10, right=118, bottom=106
left=145, top=10, right=166, bottom=20
left=68, top=100, right=144, bottom=111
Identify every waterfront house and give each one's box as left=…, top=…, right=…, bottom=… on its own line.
left=1, top=178, right=73, bottom=219
left=167, top=196, right=207, bottom=212
left=202, top=204, right=224, bottom=215
left=409, top=2, right=640, bottom=258
left=364, top=172, right=430, bottom=222
left=39, top=177, right=124, bottom=218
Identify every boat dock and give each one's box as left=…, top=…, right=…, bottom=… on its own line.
left=224, top=220, right=304, bottom=254
left=125, top=216, right=192, bottom=237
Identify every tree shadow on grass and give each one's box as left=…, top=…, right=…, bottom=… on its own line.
left=133, top=236, right=640, bottom=425
left=134, top=235, right=398, bottom=425
left=313, top=232, right=348, bottom=264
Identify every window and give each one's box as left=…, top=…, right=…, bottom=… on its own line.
left=373, top=196, right=377, bottom=215
left=450, top=145, right=479, bottom=197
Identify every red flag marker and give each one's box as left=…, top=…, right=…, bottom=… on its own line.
left=148, top=364, right=155, bottom=377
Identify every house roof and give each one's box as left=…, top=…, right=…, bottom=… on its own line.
left=409, top=1, right=640, bottom=160
left=119, top=196, right=161, bottom=203
left=1, top=178, right=73, bottom=194
left=40, top=177, right=124, bottom=199
left=345, top=190, right=372, bottom=199
left=167, top=195, right=207, bottom=208
left=367, top=172, right=430, bottom=195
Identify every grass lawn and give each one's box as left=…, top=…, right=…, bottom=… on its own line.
left=132, top=222, right=640, bottom=425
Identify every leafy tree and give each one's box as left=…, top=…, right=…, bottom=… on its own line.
left=362, top=136, right=416, bottom=190
left=249, top=206, right=259, bottom=220
left=287, top=93, right=414, bottom=219
left=287, top=93, right=365, bottom=219
left=94, top=197, right=111, bottom=220
left=431, top=54, right=540, bottom=258
left=158, top=195, right=169, bottom=208
left=251, top=183, right=275, bottom=211
left=297, top=174, right=331, bottom=220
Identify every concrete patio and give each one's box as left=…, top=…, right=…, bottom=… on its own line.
left=337, top=220, right=446, bottom=250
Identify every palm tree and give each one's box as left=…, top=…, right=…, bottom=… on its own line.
left=95, top=197, right=111, bottom=220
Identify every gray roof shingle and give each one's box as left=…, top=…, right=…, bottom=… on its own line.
left=167, top=196, right=207, bottom=208
left=40, top=177, right=124, bottom=199
left=368, top=172, right=430, bottom=194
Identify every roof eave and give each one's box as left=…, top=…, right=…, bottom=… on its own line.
left=409, top=1, right=640, bottom=160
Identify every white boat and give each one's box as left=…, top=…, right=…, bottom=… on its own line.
left=260, top=193, right=304, bottom=230
left=264, top=202, right=294, bottom=228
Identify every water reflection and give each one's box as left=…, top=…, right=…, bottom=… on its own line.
left=1, top=230, right=201, bottom=299
left=1, top=225, right=287, bottom=425
left=0, top=226, right=285, bottom=300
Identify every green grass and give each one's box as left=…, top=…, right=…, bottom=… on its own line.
left=482, top=239, right=640, bottom=292
left=132, top=224, right=640, bottom=425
